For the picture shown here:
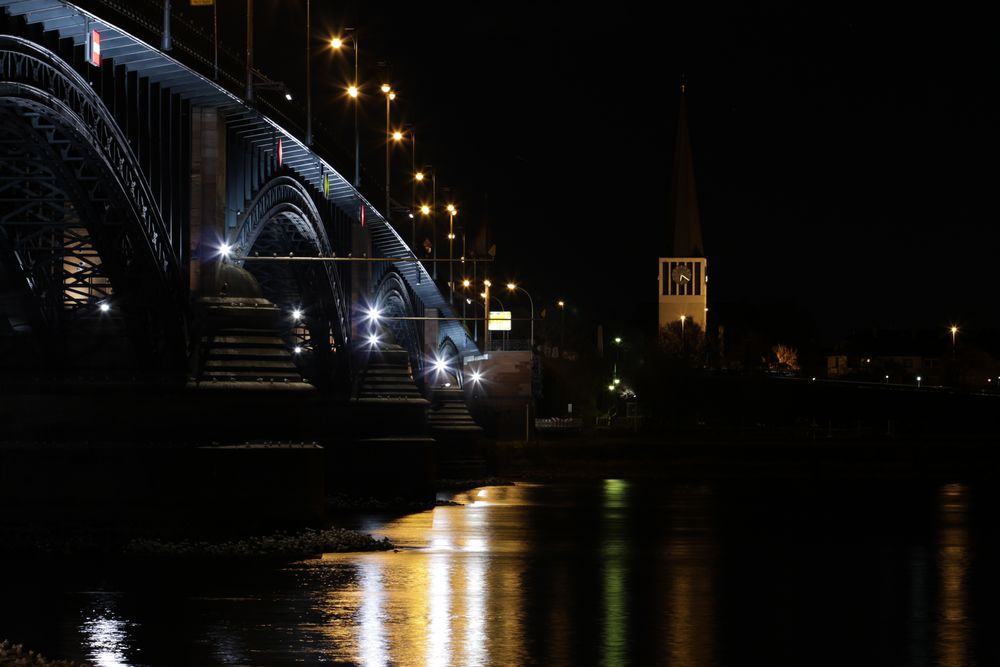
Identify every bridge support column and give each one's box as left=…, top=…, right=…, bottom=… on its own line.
left=424, top=308, right=440, bottom=362
left=350, top=219, right=372, bottom=343
left=189, top=107, right=227, bottom=295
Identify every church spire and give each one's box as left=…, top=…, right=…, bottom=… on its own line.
left=669, top=83, right=705, bottom=257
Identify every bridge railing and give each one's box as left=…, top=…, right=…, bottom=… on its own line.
left=74, top=0, right=384, bottom=206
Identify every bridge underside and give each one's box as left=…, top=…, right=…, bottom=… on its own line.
left=0, top=1, right=480, bottom=409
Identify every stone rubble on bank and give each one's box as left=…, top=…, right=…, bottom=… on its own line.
left=0, top=641, right=86, bottom=667
left=123, top=526, right=394, bottom=560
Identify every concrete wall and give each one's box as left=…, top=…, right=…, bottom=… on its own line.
left=464, top=351, right=534, bottom=440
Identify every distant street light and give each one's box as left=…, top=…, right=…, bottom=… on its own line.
left=330, top=29, right=360, bottom=187
left=506, top=282, right=535, bottom=350
left=383, top=83, right=397, bottom=219
left=557, top=299, right=565, bottom=348
left=447, top=203, right=457, bottom=303
left=950, top=325, right=959, bottom=358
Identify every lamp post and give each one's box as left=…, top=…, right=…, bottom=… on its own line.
left=462, top=278, right=471, bottom=340
left=330, top=30, right=359, bottom=187
left=483, top=279, right=492, bottom=351
left=305, top=0, right=311, bottom=145
left=408, top=130, right=417, bottom=251
left=418, top=167, right=438, bottom=279
left=680, top=314, right=687, bottom=349
left=382, top=83, right=396, bottom=220
left=557, top=299, right=565, bottom=349
left=245, top=0, right=253, bottom=101
left=950, top=325, right=958, bottom=358
left=506, top=282, right=535, bottom=351
left=446, top=204, right=457, bottom=304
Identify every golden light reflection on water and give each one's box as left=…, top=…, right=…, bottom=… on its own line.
left=602, top=479, right=629, bottom=667
left=319, top=485, right=528, bottom=665
left=936, top=482, right=970, bottom=667
left=664, top=486, right=715, bottom=667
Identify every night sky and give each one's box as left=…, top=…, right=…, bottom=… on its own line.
left=215, top=3, right=1000, bottom=341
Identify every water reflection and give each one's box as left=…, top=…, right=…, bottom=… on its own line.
left=664, top=486, right=715, bottom=667
left=602, top=479, right=629, bottom=667
left=936, top=483, right=971, bottom=667
left=81, top=595, right=132, bottom=667
left=15, top=478, right=989, bottom=665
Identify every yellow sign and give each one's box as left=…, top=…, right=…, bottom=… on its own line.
left=488, top=311, right=511, bottom=331
left=191, top=0, right=214, bottom=6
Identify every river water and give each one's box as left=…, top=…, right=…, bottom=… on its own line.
left=3, top=479, right=999, bottom=666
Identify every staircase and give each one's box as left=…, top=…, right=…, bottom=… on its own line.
left=188, top=296, right=311, bottom=391
left=427, top=386, right=482, bottom=432
left=355, top=343, right=425, bottom=402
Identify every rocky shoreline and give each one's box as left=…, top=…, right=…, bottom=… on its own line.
left=0, top=640, right=85, bottom=667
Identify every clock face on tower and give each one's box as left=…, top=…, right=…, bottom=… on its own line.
left=671, top=264, right=693, bottom=286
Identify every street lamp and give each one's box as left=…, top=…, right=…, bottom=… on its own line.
left=447, top=203, right=457, bottom=303
left=383, top=83, right=397, bottom=220
left=417, top=166, right=438, bottom=279
left=304, top=0, right=312, bottom=145
left=680, top=314, right=687, bottom=348
left=557, top=299, right=565, bottom=348
left=506, top=282, right=535, bottom=350
left=950, top=325, right=958, bottom=358
left=330, top=29, right=360, bottom=187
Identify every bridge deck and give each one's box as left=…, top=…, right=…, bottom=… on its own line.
left=0, top=0, right=478, bottom=357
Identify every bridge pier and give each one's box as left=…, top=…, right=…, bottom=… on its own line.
left=190, top=106, right=227, bottom=295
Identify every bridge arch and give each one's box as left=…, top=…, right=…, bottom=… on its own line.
left=435, top=336, right=464, bottom=388
left=227, top=173, right=349, bottom=384
left=0, top=36, right=184, bottom=370
left=370, top=269, right=423, bottom=375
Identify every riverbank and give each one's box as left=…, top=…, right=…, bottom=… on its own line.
left=489, top=431, right=1000, bottom=481
left=0, top=640, right=82, bottom=667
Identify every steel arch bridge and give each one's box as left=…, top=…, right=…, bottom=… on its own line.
left=0, top=0, right=478, bottom=392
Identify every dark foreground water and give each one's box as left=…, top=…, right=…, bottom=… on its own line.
left=5, top=478, right=1000, bottom=666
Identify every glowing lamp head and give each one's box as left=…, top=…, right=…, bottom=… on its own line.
left=366, top=306, right=381, bottom=322
left=557, top=300, right=565, bottom=308
left=614, top=337, right=622, bottom=344
left=392, top=131, right=403, bottom=141
left=293, top=346, right=302, bottom=354
left=471, top=371, right=482, bottom=383
left=381, top=83, right=391, bottom=94
left=420, top=205, right=431, bottom=215
left=433, top=358, right=448, bottom=374
left=331, top=37, right=343, bottom=49
left=219, top=242, right=232, bottom=258
left=284, top=92, right=293, bottom=101
left=680, top=315, right=687, bottom=323
left=99, top=302, right=110, bottom=313
left=613, top=378, right=621, bottom=385
left=506, top=282, right=516, bottom=291
left=415, top=171, right=425, bottom=181
left=950, top=326, right=958, bottom=334
left=483, top=279, right=492, bottom=288
left=368, top=334, right=379, bottom=348
left=608, top=384, right=615, bottom=391
left=348, top=85, right=359, bottom=98
left=462, top=279, right=471, bottom=288
left=388, top=92, right=396, bottom=101
left=291, top=308, right=303, bottom=321
left=446, top=204, right=456, bottom=214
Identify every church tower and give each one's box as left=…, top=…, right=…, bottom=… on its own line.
left=658, top=85, right=708, bottom=332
